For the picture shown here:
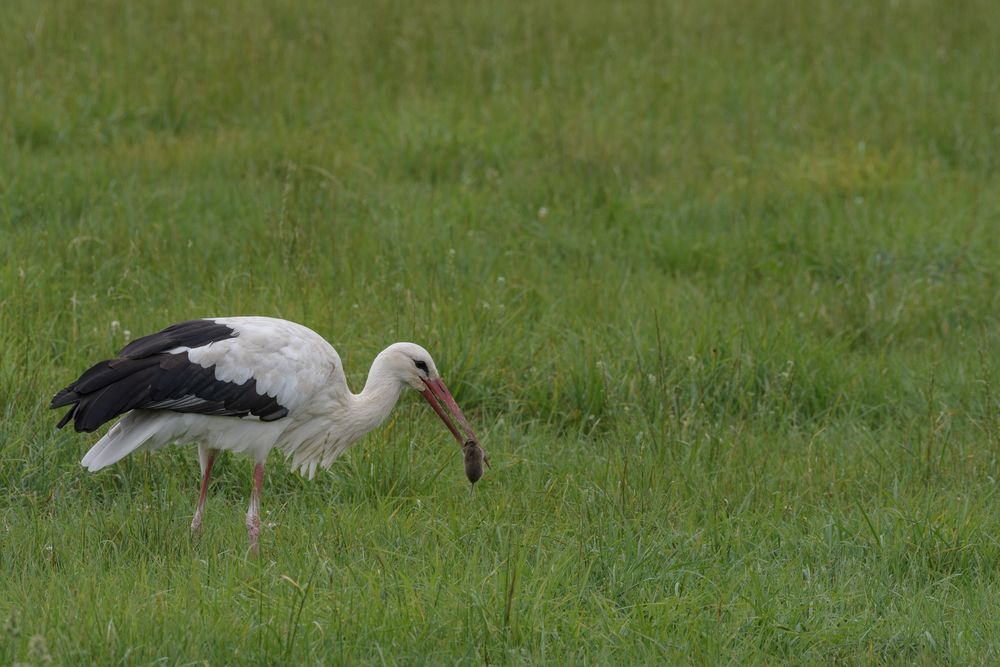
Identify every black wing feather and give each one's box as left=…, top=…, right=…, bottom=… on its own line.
left=50, top=319, right=289, bottom=433
left=118, top=319, right=238, bottom=359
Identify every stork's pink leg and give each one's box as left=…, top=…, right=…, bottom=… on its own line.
left=246, top=461, right=265, bottom=553
left=190, top=448, right=218, bottom=536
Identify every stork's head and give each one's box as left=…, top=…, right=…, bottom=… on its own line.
left=379, top=342, right=441, bottom=391
left=378, top=343, right=487, bottom=479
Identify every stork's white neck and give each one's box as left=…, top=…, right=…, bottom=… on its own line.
left=351, top=353, right=407, bottom=434
left=279, top=345, right=418, bottom=478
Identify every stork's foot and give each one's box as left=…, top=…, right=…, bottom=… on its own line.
left=246, top=513, right=261, bottom=554
left=190, top=511, right=205, bottom=538
left=191, top=447, right=217, bottom=540
left=245, top=461, right=265, bottom=555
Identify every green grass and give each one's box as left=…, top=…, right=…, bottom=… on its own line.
left=2, top=0, right=1000, bottom=663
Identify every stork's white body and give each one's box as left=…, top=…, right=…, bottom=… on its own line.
left=80, top=317, right=403, bottom=478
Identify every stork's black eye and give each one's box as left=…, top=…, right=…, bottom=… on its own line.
left=414, top=360, right=429, bottom=373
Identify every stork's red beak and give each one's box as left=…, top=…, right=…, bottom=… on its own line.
left=420, top=378, right=479, bottom=446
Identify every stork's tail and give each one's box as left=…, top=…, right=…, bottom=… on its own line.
left=80, top=413, right=162, bottom=471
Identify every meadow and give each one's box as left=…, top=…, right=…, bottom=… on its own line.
left=2, top=0, right=1000, bottom=663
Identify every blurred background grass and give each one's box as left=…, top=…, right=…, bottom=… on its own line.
left=2, top=0, right=1000, bottom=663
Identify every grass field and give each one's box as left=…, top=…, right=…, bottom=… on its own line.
left=2, top=0, right=1000, bottom=663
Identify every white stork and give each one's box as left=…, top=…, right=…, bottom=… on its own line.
left=51, top=316, right=487, bottom=551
